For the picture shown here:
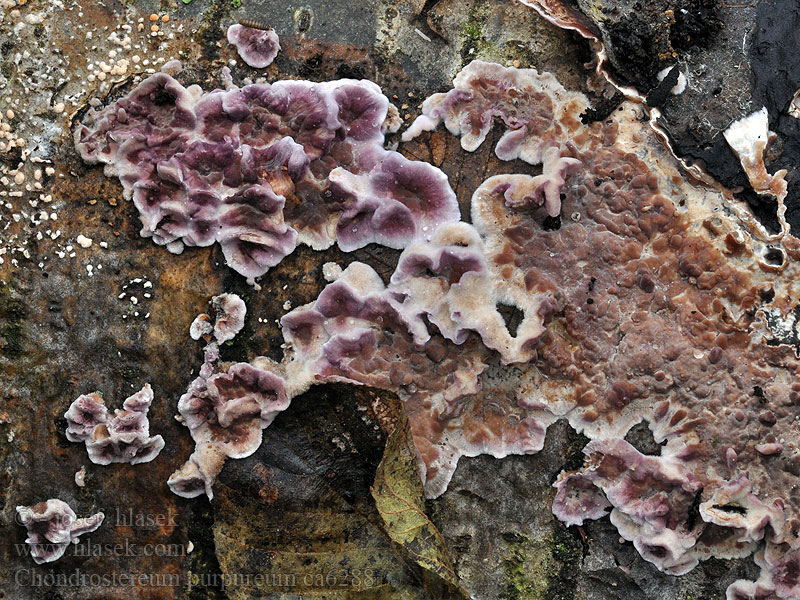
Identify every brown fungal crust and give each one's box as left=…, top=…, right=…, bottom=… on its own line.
left=166, top=61, right=800, bottom=597
left=323, top=63, right=800, bottom=595
left=457, top=67, right=800, bottom=594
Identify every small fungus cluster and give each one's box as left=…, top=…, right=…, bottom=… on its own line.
left=64, top=384, right=164, bottom=465
left=16, top=499, right=104, bottom=564
left=226, top=23, right=280, bottom=69
left=401, top=60, right=585, bottom=217
left=169, top=293, right=289, bottom=498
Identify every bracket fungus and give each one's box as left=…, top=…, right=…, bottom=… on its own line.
left=490, top=146, right=581, bottom=217
left=190, top=292, right=247, bottom=344
left=158, top=60, right=800, bottom=598
left=226, top=23, right=281, bottom=69
left=16, top=499, right=104, bottom=564
left=170, top=294, right=290, bottom=498
left=74, top=72, right=459, bottom=278
left=402, top=60, right=586, bottom=218
left=65, top=384, right=164, bottom=465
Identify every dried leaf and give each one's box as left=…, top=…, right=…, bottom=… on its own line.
left=372, top=414, right=471, bottom=599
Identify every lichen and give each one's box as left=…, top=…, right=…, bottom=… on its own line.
left=460, top=2, right=497, bottom=66
left=499, top=533, right=553, bottom=600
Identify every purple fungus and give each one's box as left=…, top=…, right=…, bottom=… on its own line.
left=143, top=60, right=800, bottom=598
left=492, top=147, right=581, bottom=217
left=171, top=293, right=291, bottom=497
left=64, top=384, right=164, bottom=465
left=402, top=60, right=587, bottom=165
left=76, top=73, right=457, bottom=278
left=331, top=151, right=459, bottom=251
left=209, top=293, right=247, bottom=343
left=227, top=23, right=281, bottom=69
left=167, top=444, right=227, bottom=499
left=16, top=500, right=104, bottom=564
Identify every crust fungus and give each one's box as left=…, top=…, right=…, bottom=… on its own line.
left=170, top=294, right=290, bottom=499
left=16, top=499, right=104, bottom=564
left=389, top=222, right=554, bottom=363
left=226, top=23, right=281, bottom=69
left=490, top=146, right=581, bottom=217
left=75, top=73, right=458, bottom=278
left=330, top=151, right=460, bottom=251
left=727, top=543, right=800, bottom=600
left=167, top=444, right=227, bottom=500
left=65, top=384, right=164, bottom=465
left=402, top=60, right=586, bottom=217
left=156, top=59, right=800, bottom=598
left=723, top=108, right=788, bottom=226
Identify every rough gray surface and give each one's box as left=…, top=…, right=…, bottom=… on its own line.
left=433, top=421, right=763, bottom=600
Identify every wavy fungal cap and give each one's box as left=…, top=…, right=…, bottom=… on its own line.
left=64, top=384, right=164, bottom=465
left=74, top=73, right=459, bottom=279
left=84, top=59, right=800, bottom=599
left=16, top=499, right=104, bottom=564
left=227, top=23, right=281, bottom=69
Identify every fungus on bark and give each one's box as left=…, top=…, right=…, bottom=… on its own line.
left=170, top=294, right=290, bottom=499
left=154, top=60, right=800, bottom=600
left=65, top=384, right=164, bottom=465
left=75, top=73, right=458, bottom=278
left=16, top=499, right=104, bottom=564
left=227, top=23, right=281, bottom=69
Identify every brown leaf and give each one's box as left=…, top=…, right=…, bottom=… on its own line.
left=372, top=411, right=471, bottom=599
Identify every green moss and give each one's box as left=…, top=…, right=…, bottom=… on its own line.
left=231, top=0, right=241, bottom=8
left=499, top=519, right=584, bottom=600
left=459, top=2, right=497, bottom=66
left=463, top=21, right=482, bottom=40
left=499, top=533, right=552, bottom=600
left=543, top=522, right=582, bottom=600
